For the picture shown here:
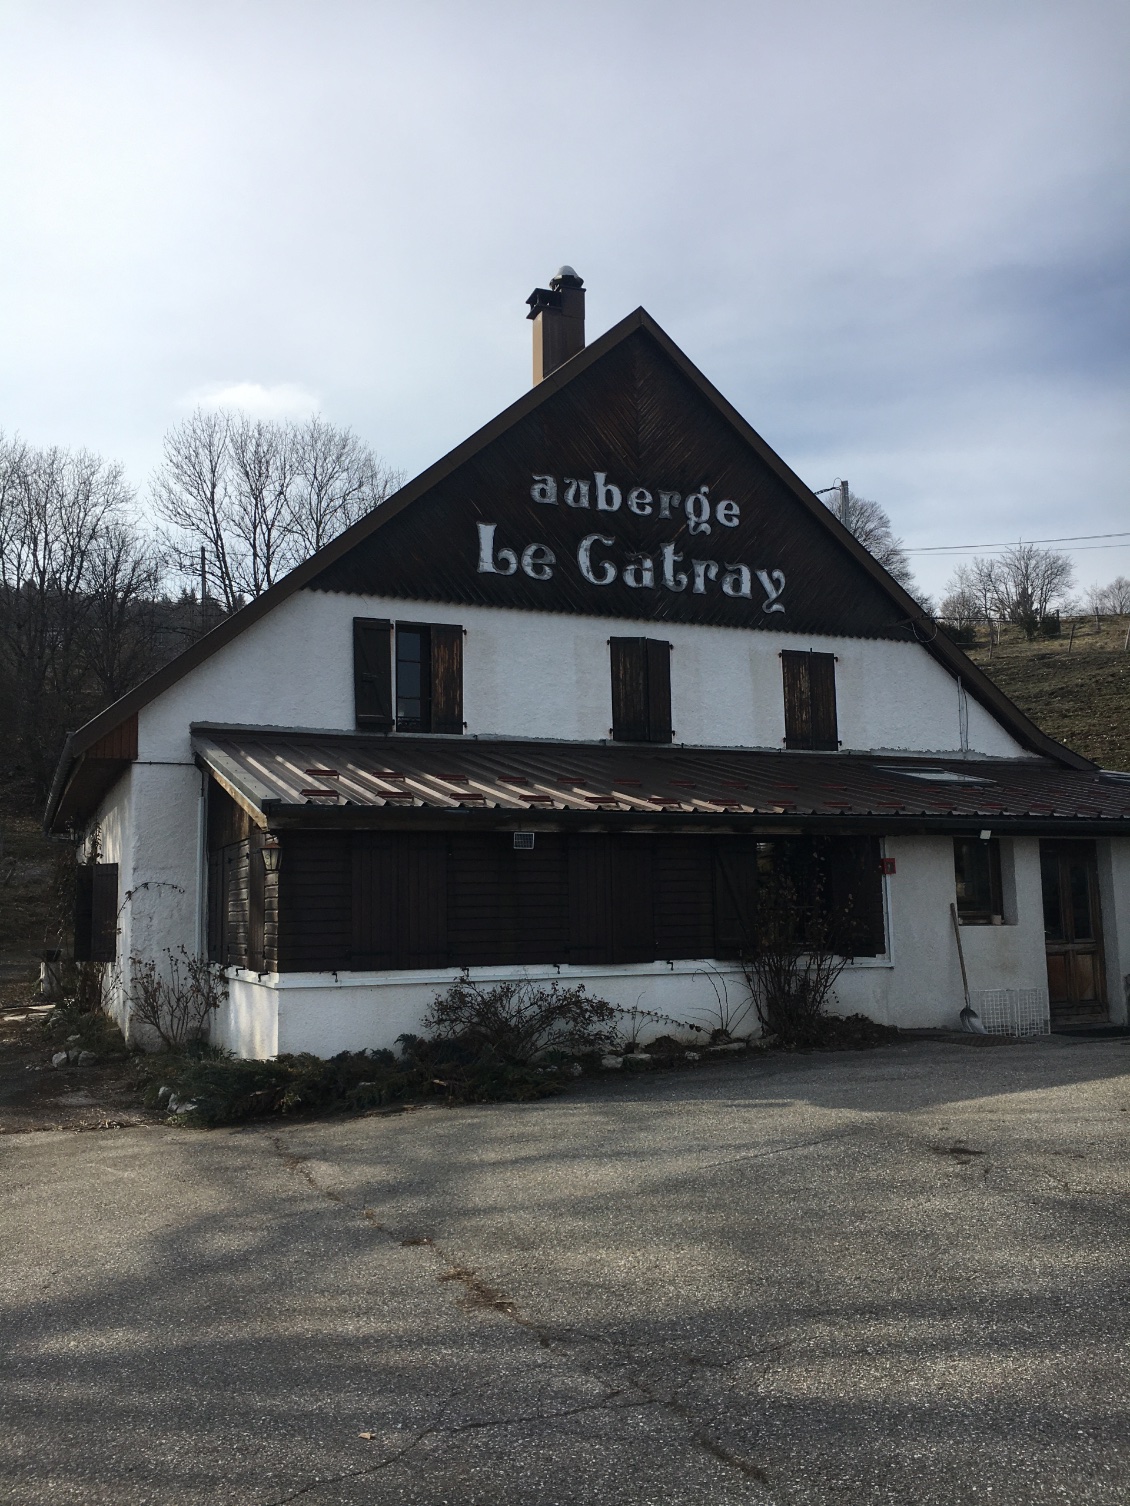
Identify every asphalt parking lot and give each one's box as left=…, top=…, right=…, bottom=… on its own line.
left=2, top=1036, right=1129, bottom=1505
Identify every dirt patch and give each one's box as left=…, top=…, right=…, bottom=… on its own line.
left=0, top=982, right=156, bottom=1134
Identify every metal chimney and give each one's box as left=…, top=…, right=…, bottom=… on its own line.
left=526, top=266, right=585, bottom=384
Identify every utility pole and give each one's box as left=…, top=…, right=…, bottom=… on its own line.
left=200, top=546, right=207, bottom=634
left=813, top=479, right=852, bottom=534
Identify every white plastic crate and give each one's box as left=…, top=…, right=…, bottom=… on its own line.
left=972, top=988, right=1050, bottom=1037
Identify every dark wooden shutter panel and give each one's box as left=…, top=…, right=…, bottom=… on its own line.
left=447, top=834, right=511, bottom=966
left=713, top=839, right=760, bottom=957
left=781, top=651, right=812, bottom=749
left=645, top=639, right=672, bottom=743
left=652, top=838, right=713, bottom=959
left=353, top=618, right=393, bottom=730
left=74, top=865, right=95, bottom=962
left=352, top=832, right=399, bottom=969
left=430, top=624, right=464, bottom=735
left=809, top=653, right=839, bottom=751
left=403, top=833, right=448, bottom=965
left=610, top=837, right=654, bottom=962
left=514, top=835, right=570, bottom=963
left=567, top=835, right=612, bottom=963
left=278, top=833, right=352, bottom=970
left=610, top=638, right=648, bottom=742
left=90, top=864, right=119, bottom=963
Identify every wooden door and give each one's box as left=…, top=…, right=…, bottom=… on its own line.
left=1040, top=841, right=1107, bottom=1024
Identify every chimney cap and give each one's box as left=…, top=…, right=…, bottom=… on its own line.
left=550, top=265, right=584, bottom=290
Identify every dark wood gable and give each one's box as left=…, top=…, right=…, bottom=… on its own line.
left=308, top=327, right=914, bottom=643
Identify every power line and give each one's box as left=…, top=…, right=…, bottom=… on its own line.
left=905, top=530, right=1130, bottom=556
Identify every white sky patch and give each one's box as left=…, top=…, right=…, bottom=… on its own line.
left=185, top=382, right=320, bottom=419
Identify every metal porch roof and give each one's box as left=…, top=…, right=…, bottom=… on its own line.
left=192, top=728, right=1130, bottom=835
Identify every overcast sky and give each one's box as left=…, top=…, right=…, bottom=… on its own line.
left=1, top=0, right=1127, bottom=601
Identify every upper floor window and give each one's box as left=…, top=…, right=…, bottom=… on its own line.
left=396, top=626, right=430, bottom=731
left=781, top=650, right=838, bottom=751
left=609, top=637, right=672, bottom=743
left=354, top=618, right=463, bottom=735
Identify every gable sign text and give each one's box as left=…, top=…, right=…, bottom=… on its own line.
left=475, top=471, right=786, bottom=614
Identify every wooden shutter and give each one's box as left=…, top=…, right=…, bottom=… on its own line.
left=712, top=838, right=760, bottom=957
left=74, top=865, right=95, bottom=962
left=610, top=837, right=655, bottom=962
left=781, top=651, right=812, bottom=749
left=402, top=833, right=448, bottom=965
left=645, top=639, right=672, bottom=743
left=278, top=832, right=352, bottom=970
left=430, top=624, right=464, bottom=735
left=515, top=835, right=570, bottom=963
left=90, top=864, right=119, bottom=963
left=610, top=638, right=649, bottom=742
left=447, top=834, right=512, bottom=966
left=353, top=618, right=393, bottom=730
left=567, top=834, right=612, bottom=963
left=352, top=832, right=399, bottom=969
left=809, top=653, right=839, bottom=751
left=652, top=837, right=713, bottom=959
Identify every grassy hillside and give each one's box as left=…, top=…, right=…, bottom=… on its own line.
left=966, top=615, right=1130, bottom=771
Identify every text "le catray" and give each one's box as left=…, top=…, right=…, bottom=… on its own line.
left=475, top=471, right=786, bottom=610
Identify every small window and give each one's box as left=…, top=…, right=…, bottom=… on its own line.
left=74, top=862, right=119, bottom=962
left=395, top=622, right=464, bottom=735
left=781, top=650, right=838, bottom=751
left=953, top=837, right=1003, bottom=924
left=610, top=637, right=672, bottom=743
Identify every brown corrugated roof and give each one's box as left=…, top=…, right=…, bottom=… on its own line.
left=192, top=728, right=1130, bottom=835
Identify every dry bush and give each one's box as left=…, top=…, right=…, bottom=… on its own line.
left=127, top=948, right=227, bottom=1050
left=423, top=971, right=618, bottom=1065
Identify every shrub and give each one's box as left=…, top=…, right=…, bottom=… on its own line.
left=741, top=877, right=853, bottom=1049
left=127, top=948, right=227, bottom=1050
left=422, top=971, right=619, bottom=1065
left=145, top=1042, right=561, bottom=1127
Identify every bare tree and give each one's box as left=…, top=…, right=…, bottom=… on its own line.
left=1102, top=576, right=1130, bottom=614
left=938, top=579, right=982, bottom=637
left=817, top=487, right=924, bottom=600
left=988, top=543, right=1074, bottom=636
left=0, top=434, right=144, bottom=792
left=288, top=415, right=401, bottom=557
left=154, top=409, right=400, bottom=608
left=151, top=410, right=242, bottom=612
left=227, top=414, right=298, bottom=599
left=84, top=521, right=162, bottom=703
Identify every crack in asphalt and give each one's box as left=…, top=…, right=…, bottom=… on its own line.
left=268, top=1132, right=778, bottom=1497
left=258, top=1389, right=655, bottom=1506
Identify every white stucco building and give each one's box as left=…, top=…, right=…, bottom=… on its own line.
left=47, top=275, right=1130, bottom=1055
